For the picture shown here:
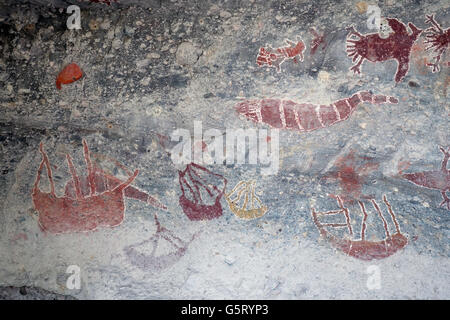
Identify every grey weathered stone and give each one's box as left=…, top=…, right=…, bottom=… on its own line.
left=0, top=0, right=448, bottom=300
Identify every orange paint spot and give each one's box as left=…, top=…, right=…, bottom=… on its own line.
left=56, top=63, right=83, bottom=90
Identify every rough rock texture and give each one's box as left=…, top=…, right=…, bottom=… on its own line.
left=0, top=0, right=449, bottom=299
left=0, top=285, right=76, bottom=299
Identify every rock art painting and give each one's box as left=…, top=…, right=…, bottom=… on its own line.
left=346, top=18, right=422, bottom=82
left=323, top=150, right=379, bottom=203
left=124, top=215, right=197, bottom=272
left=225, top=180, right=268, bottom=220
left=178, top=163, right=227, bottom=221
left=55, top=63, right=83, bottom=90
left=32, top=139, right=166, bottom=234
left=235, top=91, right=398, bottom=132
left=424, top=14, right=449, bottom=73
left=256, top=38, right=305, bottom=72
left=310, top=28, right=327, bottom=55
left=400, top=146, right=450, bottom=210
left=76, top=151, right=167, bottom=211
left=311, top=195, right=408, bottom=261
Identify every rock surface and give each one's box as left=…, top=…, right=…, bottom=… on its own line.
left=0, top=0, right=449, bottom=299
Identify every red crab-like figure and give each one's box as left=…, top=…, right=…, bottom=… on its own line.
left=346, top=18, right=422, bottom=82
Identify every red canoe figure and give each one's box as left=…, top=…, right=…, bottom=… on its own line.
left=346, top=18, right=422, bottom=82
left=178, top=163, right=227, bottom=221
left=32, top=139, right=166, bottom=234
left=312, top=195, right=408, bottom=261
left=56, top=63, right=83, bottom=90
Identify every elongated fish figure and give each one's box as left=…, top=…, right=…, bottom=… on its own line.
left=401, top=146, right=450, bottom=210
left=235, top=91, right=398, bottom=132
left=56, top=63, right=83, bottom=90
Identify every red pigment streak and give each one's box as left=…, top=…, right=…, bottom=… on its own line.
left=346, top=18, right=422, bottom=82
left=401, top=146, right=450, bottom=210
left=89, top=151, right=167, bottom=210
left=55, top=63, right=83, bottom=90
left=193, top=140, right=208, bottom=152
left=10, top=233, right=28, bottom=242
left=124, top=214, right=197, bottom=272
left=310, top=28, right=327, bottom=55
left=325, top=150, right=379, bottom=204
left=235, top=91, right=398, bottom=132
left=32, top=139, right=166, bottom=234
left=312, top=195, right=408, bottom=261
left=256, top=38, right=305, bottom=72
left=397, top=160, right=411, bottom=175
left=178, top=163, right=227, bottom=221
left=424, top=14, right=450, bottom=73
left=156, top=133, right=169, bottom=149
left=410, top=42, right=430, bottom=76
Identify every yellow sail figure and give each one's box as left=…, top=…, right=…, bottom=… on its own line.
left=225, top=180, right=268, bottom=220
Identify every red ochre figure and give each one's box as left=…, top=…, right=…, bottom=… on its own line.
left=56, top=63, right=83, bottom=90
left=310, top=28, right=327, bottom=55
left=312, top=195, right=408, bottom=261
left=178, top=163, right=227, bottom=221
left=324, top=150, right=379, bottom=203
left=401, top=146, right=450, bottom=210
left=346, top=18, right=422, bottom=82
left=424, top=14, right=450, bottom=73
left=124, top=214, right=197, bottom=272
left=256, top=38, right=305, bottom=72
left=32, top=139, right=166, bottom=234
left=235, top=91, right=398, bottom=132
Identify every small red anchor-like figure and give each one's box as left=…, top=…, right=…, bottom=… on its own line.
left=124, top=214, right=197, bottom=272
left=346, top=18, right=422, bottom=82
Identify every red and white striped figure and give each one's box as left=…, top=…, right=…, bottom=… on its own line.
left=234, top=91, right=398, bottom=132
